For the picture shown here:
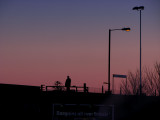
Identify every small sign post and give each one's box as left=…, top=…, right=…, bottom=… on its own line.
left=112, top=74, right=127, bottom=94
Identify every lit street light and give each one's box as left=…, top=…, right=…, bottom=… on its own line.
left=107, top=27, right=130, bottom=93
left=133, top=6, right=144, bottom=95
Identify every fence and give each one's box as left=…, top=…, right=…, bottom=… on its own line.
left=41, top=85, right=159, bottom=96
left=41, top=85, right=103, bottom=94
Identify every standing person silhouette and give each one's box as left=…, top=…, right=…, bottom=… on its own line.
left=65, top=76, right=71, bottom=91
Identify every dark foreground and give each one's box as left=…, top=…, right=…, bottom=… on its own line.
left=0, top=84, right=160, bottom=120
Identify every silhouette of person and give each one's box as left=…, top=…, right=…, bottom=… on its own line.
left=65, top=76, right=71, bottom=91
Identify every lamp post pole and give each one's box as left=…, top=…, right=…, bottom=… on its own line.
left=108, top=29, right=111, bottom=92
left=140, top=9, right=142, bottom=95
left=107, top=28, right=130, bottom=93
left=133, top=6, right=144, bottom=95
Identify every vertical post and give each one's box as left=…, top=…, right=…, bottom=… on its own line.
left=140, top=10, right=142, bottom=95
left=41, top=84, right=45, bottom=91
left=126, top=77, right=127, bottom=95
left=159, top=73, right=160, bottom=96
left=102, top=85, right=104, bottom=94
left=84, top=83, right=87, bottom=93
left=112, top=77, right=114, bottom=94
left=46, top=86, right=48, bottom=91
left=108, top=29, right=111, bottom=92
left=76, top=87, right=77, bottom=92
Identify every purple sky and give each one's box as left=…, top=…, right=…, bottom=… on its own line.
left=0, top=0, right=160, bottom=89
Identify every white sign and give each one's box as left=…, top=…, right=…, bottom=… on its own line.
left=53, top=104, right=114, bottom=120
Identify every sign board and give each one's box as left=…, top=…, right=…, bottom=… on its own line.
left=113, top=74, right=127, bottom=78
left=52, top=104, right=114, bottom=120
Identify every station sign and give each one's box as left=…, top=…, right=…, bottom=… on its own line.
left=113, top=74, right=127, bottom=78
left=52, top=104, right=114, bottom=120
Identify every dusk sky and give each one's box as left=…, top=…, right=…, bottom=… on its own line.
left=0, top=0, right=160, bottom=89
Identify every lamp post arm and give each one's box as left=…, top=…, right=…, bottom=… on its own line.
left=110, top=29, right=122, bottom=31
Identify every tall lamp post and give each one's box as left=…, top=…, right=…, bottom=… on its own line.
left=133, top=6, right=144, bottom=95
left=108, top=27, right=131, bottom=93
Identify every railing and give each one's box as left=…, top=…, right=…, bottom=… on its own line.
left=88, top=87, right=103, bottom=93
left=41, top=85, right=89, bottom=93
left=42, top=85, right=144, bottom=95
left=41, top=85, right=104, bottom=94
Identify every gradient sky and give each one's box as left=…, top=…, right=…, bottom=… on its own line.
left=0, top=0, right=160, bottom=89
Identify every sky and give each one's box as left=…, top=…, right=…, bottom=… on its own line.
left=0, top=0, right=160, bottom=89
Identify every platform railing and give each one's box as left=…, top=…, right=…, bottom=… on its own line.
left=41, top=85, right=89, bottom=93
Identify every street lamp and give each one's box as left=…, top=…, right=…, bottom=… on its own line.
left=133, top=6, right=144, bottom=95
left=107, top=27, right=130, bottom=93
